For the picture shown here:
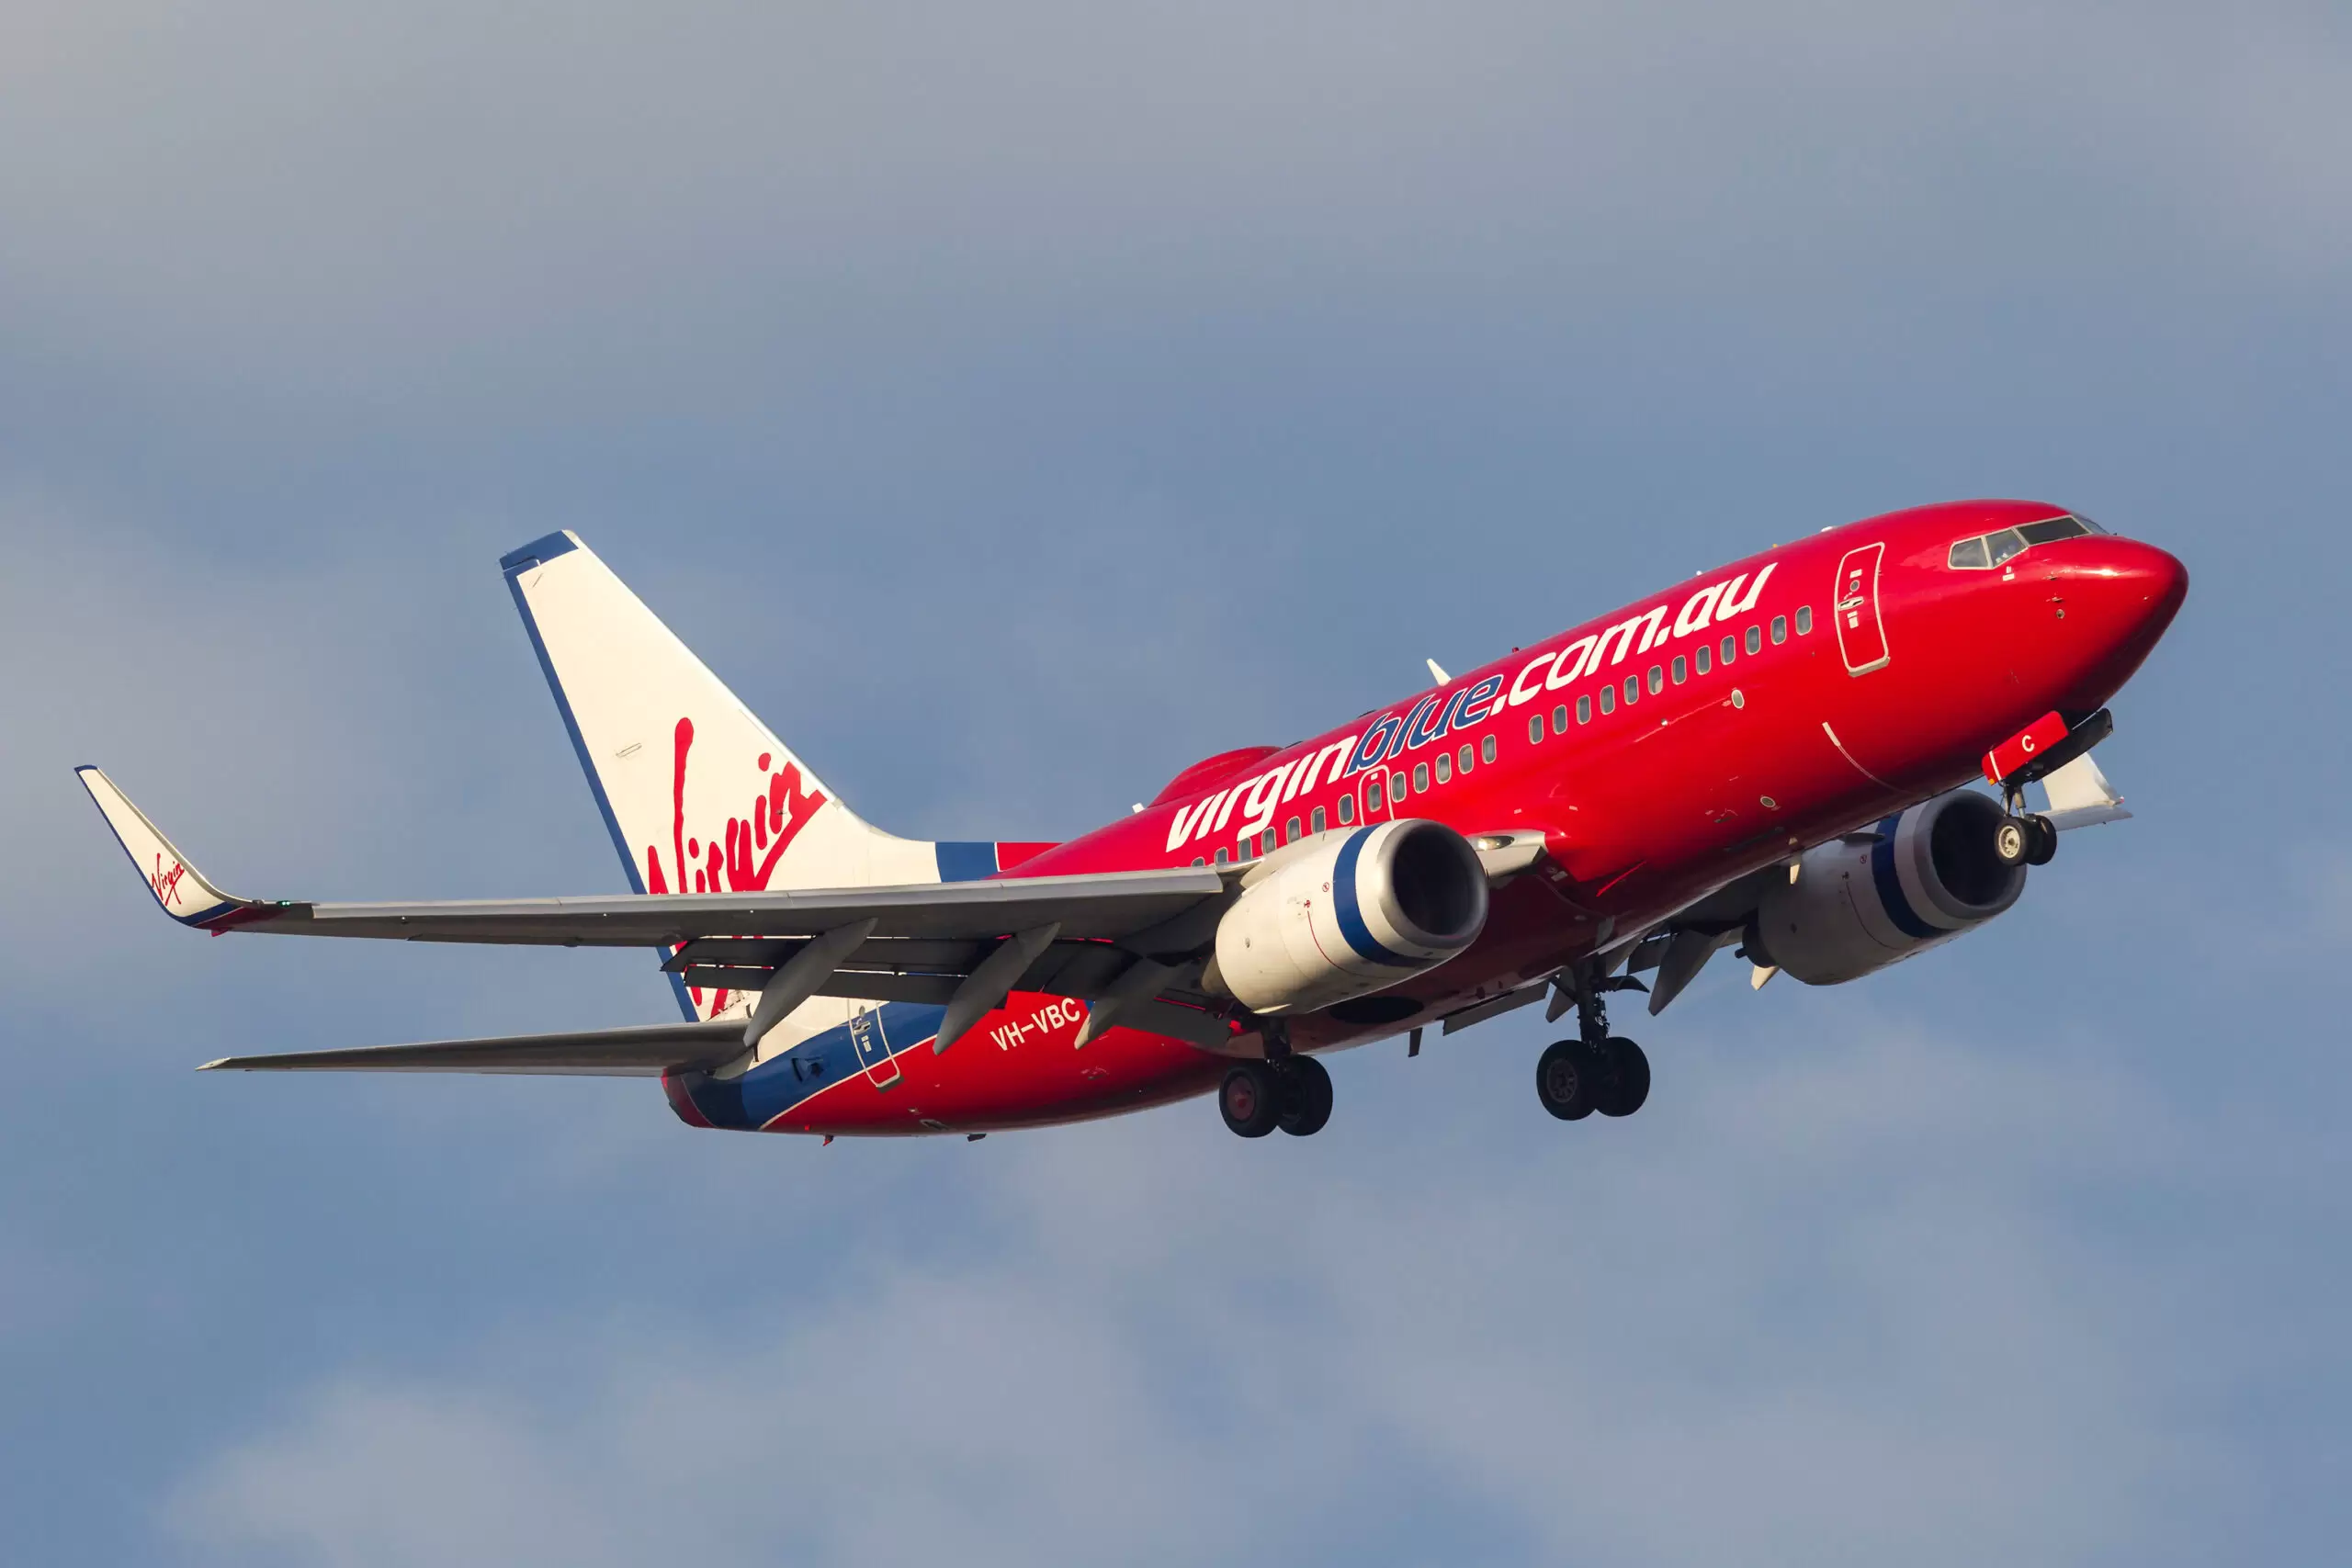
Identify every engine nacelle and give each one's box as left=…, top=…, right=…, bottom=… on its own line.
left=1209, top=819, right=1489, bottom=1015
left=1751, top=789, right=2027, bottom=986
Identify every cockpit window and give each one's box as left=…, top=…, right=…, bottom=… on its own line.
left=1947, top=514, right=2094, bottom=570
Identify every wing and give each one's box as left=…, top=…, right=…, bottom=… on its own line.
left=200, top=1021, right=743, bottom=1077
left=80, top=766, right=1237, bottom=1060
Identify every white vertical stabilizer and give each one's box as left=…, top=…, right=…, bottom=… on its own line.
left=500, top=531, right=942, bottom=1025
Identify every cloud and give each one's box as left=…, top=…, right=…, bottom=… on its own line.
left=168, top=1017, right=2226, bottom=1568
left=1, top=0, right=2345, bottom=417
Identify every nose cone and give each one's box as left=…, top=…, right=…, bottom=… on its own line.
left=2088, top=536, right=2189, bottom=640
left=2047, top=536, right=2188, bottom=703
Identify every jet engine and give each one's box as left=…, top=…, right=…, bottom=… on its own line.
left=1749, top=788, right=2027, bottom=986
left=1207, top=819, right=1488, bottom=1015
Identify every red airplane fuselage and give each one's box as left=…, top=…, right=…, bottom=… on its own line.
left=671, top=499, right=2186, bottom=1136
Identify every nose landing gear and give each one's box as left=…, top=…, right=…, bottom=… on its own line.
left=1536, top=964, right=1652, bottom=1122
left=1993, top=790, right=2060, bottom=868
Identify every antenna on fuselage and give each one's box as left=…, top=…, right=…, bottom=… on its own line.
left=1425, top=658, right=1450, bottom=684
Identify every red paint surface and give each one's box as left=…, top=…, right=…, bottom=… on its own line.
left=781, top=499, right=2185, bottom=1137
left=1982, top=711, right=2069, bottom=784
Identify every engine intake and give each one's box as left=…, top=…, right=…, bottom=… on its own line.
left=1209, top=819, right=1488, bottom=1015
left=1751, top=788, right=2027, bottom=986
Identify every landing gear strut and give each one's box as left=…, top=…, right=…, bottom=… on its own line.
left=1536, top=964, right=1651, bottom=1122
left=1996, top=784, right=2059, bottom=868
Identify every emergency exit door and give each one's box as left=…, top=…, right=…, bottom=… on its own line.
left=1834, top=542, right=1890, bottom=675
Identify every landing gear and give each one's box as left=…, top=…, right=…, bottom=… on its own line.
left=1593, top=1038, right=1650, bottom=1117
left=1993, top=810, right=2058, bottom=868
left=1277, top=1055, right=1332, bottom=1137
left=1219, top=1062, right=1281, bottom=1138
left=1539, top=964, right=1652, bottom=1122
left=1536, top=1040, right=1599, bottom=1120
left=1219, top=1052, right=1334, bottom=1138
left=1536, top=1037, right=1650, bottom=1120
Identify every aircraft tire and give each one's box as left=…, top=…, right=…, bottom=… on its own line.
left=1536, top=1040, right=1600, bottom=1122
left=1993, top=817, right=2031, bottom=868
left=2024, top=814, right=2059, bottom=866
left=1595, top=1038, right=1651, bottom=1118
left=1276, top=1055, right=1333, bottom=1137
left=1219, top=1062, right=1283, bottom=1138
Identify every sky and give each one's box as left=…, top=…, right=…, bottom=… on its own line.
left=2, top=3, right=2348, bottom=1562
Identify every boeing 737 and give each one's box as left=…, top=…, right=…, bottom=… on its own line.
left=81, top=502, right=2187, bottom=1139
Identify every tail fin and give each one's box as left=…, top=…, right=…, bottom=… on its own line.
left=503, top=531, right=979, bottom=1023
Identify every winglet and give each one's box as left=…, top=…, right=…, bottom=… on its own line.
left=74, top=767, right=255, bottom=928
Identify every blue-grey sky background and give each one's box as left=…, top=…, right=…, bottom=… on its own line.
left=3, top=4, right=2346, bottom=1562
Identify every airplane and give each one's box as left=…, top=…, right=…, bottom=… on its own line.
left=79, top=501, right=2187, bottom=1141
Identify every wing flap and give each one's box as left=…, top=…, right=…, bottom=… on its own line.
left=199, top=1021, right=742, bottom=1077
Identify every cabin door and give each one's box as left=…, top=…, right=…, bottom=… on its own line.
left=1833, top=542, right=1891, bottom=675
left=847, top=1003, right=902, bottom=1089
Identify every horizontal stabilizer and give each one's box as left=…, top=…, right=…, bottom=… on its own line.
left=199, top=1021, right=743, bottom=1077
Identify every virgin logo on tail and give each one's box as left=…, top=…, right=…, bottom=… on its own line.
left=150, top=854, right=187, bottom=907
left=642, top=716, right=827, bottom=1015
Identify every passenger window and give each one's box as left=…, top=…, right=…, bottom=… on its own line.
left=1672, top=655, right=1687, bottom=684
left=1480, top=735, right=1496, bottom=764
left=1695, top=645, right=1712, bottom=675
left=1338, top=795, right=1355, bottom=825
left=1721, top=635, right=1736, bottom=664
left=1434, top=754, right=1452, bottom=784
left=1552, top=704, right=1568, bottom=735
left=1623, top=674, right=1639, bottom=705
left=1745, top=626, right=1761, bottom=655
left=1948, top=536, right=1990, bottom=570
left=1284, top=816, right=1301, bottom=843
left=1528, top=714, right=1544, bottom=743
left=1795, top=605, right=1814, bottom=635
left=1771, top=615, right=1787, bottom=644
left=1392, top=771, right=1408, bottom=801
left=1413, top=762, right=1430, bottom=792
left=1368, top=776, right=1385, bottom=810
left=1191, top=856, right=1204, bottom=867
left=1577, top=694, right=1592, bottom=723
left=1647, top=664, right=1664, bottom=694
left=1985, top=528, right=2027, bottom=567
left=1311, top=806, right=1326, bottom=833
left=1458, top=743, right=1474, bottom=774
left=1215, top=847, right=1230, bottom=865
left=1600, top=685, right=1615, bottom=714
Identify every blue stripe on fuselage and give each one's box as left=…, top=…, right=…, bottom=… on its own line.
left=677, top=1001, right=949, bottom=1130
left=934, top=841, right=999, bottom=883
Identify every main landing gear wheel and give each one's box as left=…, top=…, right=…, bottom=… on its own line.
left=1277, top=1055, right=1333, bottom=1137
left=2023, top=813, right=2059, bottom=866
left=1537, top=1040, right=1600, bottom=1121
left=1593, top=1038, right=1650, bottom=1118
left=1219, top=1062, right=1282, bottom=1138
left=1540, top=961, right=1656, bottom=1122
